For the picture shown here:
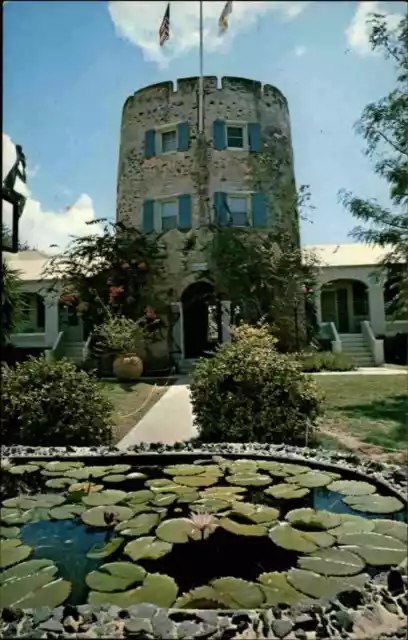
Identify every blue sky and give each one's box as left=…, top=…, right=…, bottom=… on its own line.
left=3, top=0, right=405, bottom=251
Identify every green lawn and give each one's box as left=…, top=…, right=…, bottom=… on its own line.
left=101, top=379, right=173, bottom=444
left=314, top=374, right=408, bottom=454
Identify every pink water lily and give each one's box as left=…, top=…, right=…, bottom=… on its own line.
left=188, top=507, right=217, bottom=540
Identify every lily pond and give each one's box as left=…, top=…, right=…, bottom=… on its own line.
left=0, top=456, right=407, bottom=612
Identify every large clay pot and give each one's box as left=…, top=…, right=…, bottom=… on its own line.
left=113, top=353, right=143, bottom=381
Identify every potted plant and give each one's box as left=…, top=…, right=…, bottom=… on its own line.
left=93, top=316, right=149, bottom=381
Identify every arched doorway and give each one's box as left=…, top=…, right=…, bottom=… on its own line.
left=321, top=279, right=369, bottom=333
left=181, top=281, right=222, bottom=358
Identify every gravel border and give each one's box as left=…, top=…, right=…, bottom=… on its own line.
left=1, top=443, right=407, bottom=639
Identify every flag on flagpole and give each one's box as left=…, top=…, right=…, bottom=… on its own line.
left=219, top=1, right=232, bottom=34
left=159, top=3, right=170, bottom=47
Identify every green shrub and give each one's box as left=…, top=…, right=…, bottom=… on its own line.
left=301, top=351, right=356, bottom=372
left=1, top=356, right=113, bottom=446
left=190, top=324, right=322, bottom=445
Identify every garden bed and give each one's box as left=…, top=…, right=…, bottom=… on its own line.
left=0, top=444, right=407, bottom=639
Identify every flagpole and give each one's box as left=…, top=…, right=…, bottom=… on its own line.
left=198, top=0, right=204, bottom=134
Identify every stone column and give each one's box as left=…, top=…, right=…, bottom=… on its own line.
left=171, top=302, right=184, bottom=362
left=221, top=300, right=231, bottom=343
left=44, top=292, right=60, bottom=348
left=368, top=282, right=386, bottom=336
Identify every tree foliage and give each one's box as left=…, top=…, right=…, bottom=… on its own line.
left=1, top=260, right=27, bottom=347
left=339, top=13, right=408, bottom=316
left=43, top=218, right=171, bottom=333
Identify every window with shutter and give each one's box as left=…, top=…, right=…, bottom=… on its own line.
left=213, top=192, right=228, bottom=226
left=213, top=120, right=226, bottom=150
left=161, top=130, right=177, bottom=153
left=248, top=122, right=261, bottom=152
left=227, top=195, right=249, bottom=227
left=144, top=130, right=156, bottom=159
left=178, top=194, right=192, bottom=230
left=142, top=200, right=155, bottom=233
left=251, top=192, right=267, bottom=228
left=160, top=200, right=178, bottom=230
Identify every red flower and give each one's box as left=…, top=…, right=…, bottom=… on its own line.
left=144, top=306, right=156, bottom=320
left=109, top=286, right=124, bottom=297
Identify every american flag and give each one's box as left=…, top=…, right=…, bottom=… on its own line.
left=159, top=3, right=170, bottom=47
left=219, top=1, right=233, bottom=34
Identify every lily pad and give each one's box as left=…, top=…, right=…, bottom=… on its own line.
left=87, top=537, right=124, bottom=559
left=45, top=478, right=74, bottom=489
left=86, top=562, right=146, bottom=592
left=173, top=475, right=219, bottom=488
left=146, top=479, right=184, bottom=493
left=126, top=490, right=155, bottom=504
left=3, top=494, right=66, bottom=510
left=115, top=513, right=159, bottom=537
left=88, top=573, right=178, bottom=608
left=257, top=461, right=290, bottom=477
left=211, top=577, right=264, bottom=609
left=176, top=490, right=200, bottom=503
left=0, top=558, right=55, bottom=583
left=298, top=548, right=365, bottom=576
left=264, top=484, right=310, bottom=500
left=269, top=523, right=335, bottom=553
left=287, top=568, right=368, bottom=599
left=328, top=514, right=375, bottom=537
left=372, top=519, right=408, bottom=543
left=127, top=472, right=147, bottom=480
left=343, top=494, right=404, bottom=514
left=43, top=461, right=84, bottom=473
left=0, top=508, right=31, bottom=526
left=0, top=539, right=32, bottom=568
left=124, top=536, right=173, bottom=561
left=81, top=505, right=134, bottom=528
left=226, top=473, right=271, bottom=487
left=49, top=504, right=85, bottom=520
left=103, top=475, right=127, bottom=483
left=286, top=508, right=342, bottom=531
left=338, top=532, right=407, bottom=566
left=327, top=480, right=377, bottom=496
left=227, top=460, right=259, bottom=473
left=258, top=572, right=312, bottom=606
left=64, top=466, right=108, bottom=479
left=156, top=518, right=202, bottom=544
left=201, top=486, right=247, bottom=496
left=193, top=498, right=230, bottom=513
left=152, top=493, right=177, bottom=507
left=229, top=503, right=279, bottom=524
left=68, top=482, right=103, bottom=494
left=82, top=490, right=128, bottom=507
left=105, top=464, right=132, bottom=474
left=8, top=464, right=39, bottom=474
left=174, top=585, right=227, bottom=609
left=0, top=526, right=20, bottom=539
left=286, top=471, right=332, bottom=488
left=164, top=464, right=207, bottom=476
left=280, top=463, right=311, bottom=475
left=219, top=518, right=267, bottom=537
left=0, top=563, right=58, bottom=607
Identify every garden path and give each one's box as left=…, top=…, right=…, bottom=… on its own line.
left=116, top=376, right=197, bottom=449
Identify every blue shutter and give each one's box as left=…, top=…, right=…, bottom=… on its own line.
left=144, top=130, right=156, bottom=159
left=214, top=192, right=228, bottom=226
left=213, top=120, right=226, bottom=151
left=142, top=200, right=155, bottom=233
left=178, top=194, right=192, bottom=230
left=248, top=122, right=261, bottom=152
left=251, top=192, right=267, bottom=228
left=177, top=122, right=190, bottom=152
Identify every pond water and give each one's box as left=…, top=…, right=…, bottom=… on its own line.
left=1, top=457, right=407, bottom=610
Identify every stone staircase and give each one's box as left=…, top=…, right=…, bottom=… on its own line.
left=339, top=333, right=375, bottom=367
left=178, top=358, right=199, bottom=375
left=63, top=341, right=86, bottom=365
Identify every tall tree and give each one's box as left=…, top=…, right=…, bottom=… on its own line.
left=339, top=13, right=408, bottom=316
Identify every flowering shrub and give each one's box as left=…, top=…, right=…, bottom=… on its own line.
left=91, top=316, right=149, bottom=356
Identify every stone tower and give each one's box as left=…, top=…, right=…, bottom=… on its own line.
left=116, top=76, right=299, bottom=367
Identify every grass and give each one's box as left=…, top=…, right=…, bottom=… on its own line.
left=101, top=378, right=174, bottom=444
left=315, top=374, right=408, bottom=453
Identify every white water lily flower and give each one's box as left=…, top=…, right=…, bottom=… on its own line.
left=189, top=507, right=218, bottom=540
left=0, top=458, right=12, bottom=471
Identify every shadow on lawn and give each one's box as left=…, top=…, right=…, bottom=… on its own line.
left=342, top=394, right=407, bottom=427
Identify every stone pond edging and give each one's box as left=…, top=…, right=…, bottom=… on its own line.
left=1, top=443, right=407, bottom=639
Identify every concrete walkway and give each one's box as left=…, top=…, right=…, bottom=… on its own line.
left=116, top=377, right=197, bottom=449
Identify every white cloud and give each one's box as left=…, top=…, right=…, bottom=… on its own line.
left=2, top=133, right=103, bottom=253
left=108, top=1, right=310, bottom=67
left=294, top=45, right=307, bottom=57
left=346, top=1, right=403, bottom=57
